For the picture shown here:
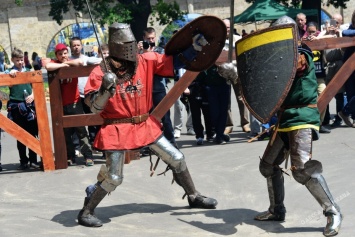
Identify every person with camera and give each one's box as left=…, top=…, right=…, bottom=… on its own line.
left=137, top=27, right=162, bottom=54
left=137, top=27, right=176, bottom=156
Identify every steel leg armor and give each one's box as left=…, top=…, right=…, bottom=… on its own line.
left=256, top=133, right=288, bottom=221
left=288, top=129, right=342, bottom=236
left=97, top=151, right=125, bottom=192
left=77, top=150, right=125, bottom=227
left=306, top=175, right=342, bottom=236
left=149, top=135, right=187, bottom=173
left=150, top=136, right=217, bottom=208
left=256, top=129, right=342, bottom=236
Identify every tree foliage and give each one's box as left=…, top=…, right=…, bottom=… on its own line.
left=15, top=0, right=23, bottom=6
left=46, top=0, right=185, bottom=40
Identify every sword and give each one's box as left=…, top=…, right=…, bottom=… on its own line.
left=84, top=0, right=109, bottom=72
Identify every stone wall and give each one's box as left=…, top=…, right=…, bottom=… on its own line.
left=0, top=0, right=79, bottom=60
left=0, top=0, right=351, bottom=61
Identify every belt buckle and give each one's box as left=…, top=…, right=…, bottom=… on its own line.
left=132, top=115, right=141, bottom=124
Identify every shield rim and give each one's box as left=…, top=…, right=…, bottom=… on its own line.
left=236, top=24, right=298, bottom=124
left=165, top=15, right=227, bottom=72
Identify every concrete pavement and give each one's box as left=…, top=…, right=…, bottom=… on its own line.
left=0, top=97, right=354, bottom=237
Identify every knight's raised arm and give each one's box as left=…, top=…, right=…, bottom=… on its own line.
left=85, top=71, right=117, bottom=113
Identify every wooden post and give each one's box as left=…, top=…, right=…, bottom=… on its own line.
left=151, top=71, right=199, bottom=120
left=47, top=65, right=100, bottom=169
left=0, top=71, right=55, bottom=171
left=304, top=38, right=355, bottom=113
left=47, top=70, right=67, bottom=169
left=317, top=53, right=355, bottom=113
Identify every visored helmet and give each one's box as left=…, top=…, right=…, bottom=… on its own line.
left=272, top=15, right=296, bottom=26
left=108, top=23, right=137, bottom=62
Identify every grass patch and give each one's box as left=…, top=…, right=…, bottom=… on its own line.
left=0, top=86, right=9, bottom=94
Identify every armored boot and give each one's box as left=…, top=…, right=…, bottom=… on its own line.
left=305, top=175, right=342, bottom=237
left=77, top=185, right=108, bottom=227
left=255, top=168, right=286, bottom=221
left=173, top=168, right=217, bottom=209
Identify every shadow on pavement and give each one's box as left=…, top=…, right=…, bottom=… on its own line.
left=171, top=208, right=323, bottom=235
left=51, top=203, right=185, bottom=227
left=52, top=205, right=323, bottom=235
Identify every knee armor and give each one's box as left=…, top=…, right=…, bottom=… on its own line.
left=259, top=159, right=275, bottom=178
left=292, top=160, right=323, bottom=184
left=150, top=136, right=186, bottom=173
left=97, top=151, right=125, bottom=192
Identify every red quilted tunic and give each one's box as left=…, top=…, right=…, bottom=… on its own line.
left=85, top=52, right=174, bottom=150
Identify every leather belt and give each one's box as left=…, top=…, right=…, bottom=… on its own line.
left=280, top=103, right=317, bottom=111
left=104, top=113, right=149, bottom=125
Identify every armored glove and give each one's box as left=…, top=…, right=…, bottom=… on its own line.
left=86, top=71, right=118, bottom=113
left=100, top=71, right=118, bottom=97
left=192, top=34, right=208, bottom=51
left=217, top=62, right=238, bottom=85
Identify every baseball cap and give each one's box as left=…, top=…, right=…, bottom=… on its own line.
left=55, top=43, right=68, bottom=53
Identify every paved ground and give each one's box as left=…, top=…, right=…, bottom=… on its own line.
left=0, top=93, right=354, bottom=237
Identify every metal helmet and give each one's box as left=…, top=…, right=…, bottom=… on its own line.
left=108, top=22, right=137, bottom=62
left=272, top=15, right=296, bottom=26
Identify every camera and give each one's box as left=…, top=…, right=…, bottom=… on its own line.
left=330, top=19, right=337, bottom=27
left=143, top=41, right=155, bottom=49
left=143, top=41, right=150, bottom=49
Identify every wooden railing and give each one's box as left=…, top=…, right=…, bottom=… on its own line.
left=48, top=65, right=102, bottom=169
left=304, top=37, right=355, bottom=113
left=0, top=70, right=55, bottom=171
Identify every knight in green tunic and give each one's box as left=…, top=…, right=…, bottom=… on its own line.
left=254, top=16, right=342, bottom=237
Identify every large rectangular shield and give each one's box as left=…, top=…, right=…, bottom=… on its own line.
left=236, top=24, right=298, bottom=124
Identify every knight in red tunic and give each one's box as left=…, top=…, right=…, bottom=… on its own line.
left=77, top=22, right=217, bottom=227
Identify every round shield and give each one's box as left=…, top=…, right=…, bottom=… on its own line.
left=165, top=15, right=226, bottom=72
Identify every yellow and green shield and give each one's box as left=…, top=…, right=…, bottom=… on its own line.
left=236, top=24, right=298, bottom=123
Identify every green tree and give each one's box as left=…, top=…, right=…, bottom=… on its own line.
left=42, top=0, right=185, bottom=40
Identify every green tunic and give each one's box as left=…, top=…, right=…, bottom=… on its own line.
left=7, top=67, right=32, bottom=102
left=277, top=52, right=320, bottom=132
